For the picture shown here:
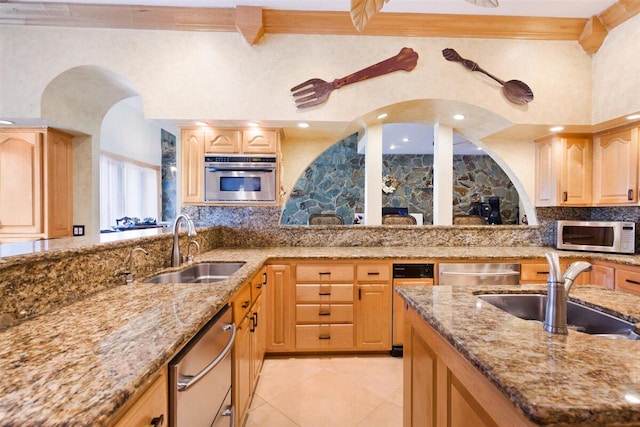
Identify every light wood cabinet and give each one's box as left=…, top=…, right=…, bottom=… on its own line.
left=404, top=304, right=536, bottom=427
left=393, top=278, right=433, bottom=348
left=520, top=259, right=590, bottom=285
left=232, top=268, right=267, bottom=427
left=591, top=262, right=615, bottom=289
left=266, top=264, right=293, bottom=352
left=534, top=134, right=592, bottom=206
left=201, top=127, right=279, bottom=154
left=0, top=128, right=73, bottom=239
left=593, top=126, right=639, bottom=205
left=294, top=262, right=355, bottom=351
left=180, top=128, right=205, bottom=204
left=615, top=265, right=640, bottom=296
left=355, top=263, right=392, bottom=351
left=112, top=368, right=167, bottom=427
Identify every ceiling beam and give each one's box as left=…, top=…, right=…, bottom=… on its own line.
left=578, top=16, right=608, bottom=55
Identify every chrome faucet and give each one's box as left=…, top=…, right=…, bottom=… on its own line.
left=543, top=252, right=592, bottom=334
left=186, top=239, right=200, bottom=263
left=123, top=247, right=149, bottom=284
left=171, top=214, right=197, bottom=267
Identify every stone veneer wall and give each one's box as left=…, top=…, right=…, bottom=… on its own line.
left=280, top=135, right=519, bottom=225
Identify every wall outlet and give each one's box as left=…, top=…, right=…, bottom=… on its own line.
left=73, top=225, right=85, bottom=236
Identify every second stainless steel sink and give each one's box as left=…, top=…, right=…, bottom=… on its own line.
left=477, top=293, right=640, bottom=340
left=144, top=262, right=245, bottom=284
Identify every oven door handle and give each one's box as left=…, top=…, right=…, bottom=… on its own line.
left=206, top=167, right=274, bottom=172
left=177, top=323, right=236, bottom=392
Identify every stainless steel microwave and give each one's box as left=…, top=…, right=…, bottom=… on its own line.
left=204, top=154, right=277, bottom=202
left=556, top=220, right=636, bottom=254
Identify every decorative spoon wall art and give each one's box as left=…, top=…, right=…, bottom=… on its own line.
left=442, top=48, right=534, bottom=105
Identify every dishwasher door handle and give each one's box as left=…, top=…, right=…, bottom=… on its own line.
left=177, top=323, right=236, bottom=391
left=440, top=271, right=519, bottom=276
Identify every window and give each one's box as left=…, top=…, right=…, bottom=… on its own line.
left=100, top=153, right=160, bottom=230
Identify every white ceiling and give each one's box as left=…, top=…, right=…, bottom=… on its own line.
left=14, top=0, right=618, bottom=18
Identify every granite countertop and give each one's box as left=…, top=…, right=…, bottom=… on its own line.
left=397, top=284, right=640, bottom=426
left=2, top=245, right=640, bottom=426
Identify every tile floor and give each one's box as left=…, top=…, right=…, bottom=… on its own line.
left=244, top=355, right=403, bottom=427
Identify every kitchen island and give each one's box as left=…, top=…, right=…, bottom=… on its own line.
left=398, top=284, right=640, bottom=426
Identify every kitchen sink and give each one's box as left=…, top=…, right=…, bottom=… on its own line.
left=143, top=262, right=245, bottom=284
left=477, top=293, right=640, bottom=340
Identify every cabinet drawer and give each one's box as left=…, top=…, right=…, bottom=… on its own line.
left=113, top=369, right=167, bottom=427
left=295, top=324, right=354, bottom=350
left=356, top=264, right=390, bottom=281
left=296, top=304, right=353, bottom=323
left=296, top=264, right=354, bottom=282
left=232, top=284, right=252, bottom=325
left=251, top=269, right=266, bottom=303
left=615, top=268, right=640, bottom=296
left=296, top=284, right=354, bottom=303
left=520, top=263, right=549, bottom=282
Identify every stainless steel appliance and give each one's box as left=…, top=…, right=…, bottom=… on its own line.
left=169, top=304, right=236, bottom=427
left=556, top=220, right=635, bottom=254
left=392, top=263, right=434, bottom=356
left=204, top=154, right=277, bottom=202
left=438, top=263, right=520, bottom=286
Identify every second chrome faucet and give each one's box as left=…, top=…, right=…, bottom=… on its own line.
left=544, top=252, right=592, bottom=335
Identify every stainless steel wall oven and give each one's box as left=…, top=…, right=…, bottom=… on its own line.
left=204, top=154, right=277, bottom=203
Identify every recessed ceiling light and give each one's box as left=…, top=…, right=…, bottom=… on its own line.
left=377, top=113, right=388, bottom=120
left=453, top=114, right=465, bottom=120
left=549, top=126, right=564, bottom=132
left=297, top=122, right=310, bottom=128
left=627, top=114, right=640, bottom=120
left=476, top=146, right=483, bottom=151
left=389, top=144, right=396, bottom=150
left=247, top=122, right=259, bottom=127
left=0, top=120, right=15, bottom=125
left=402, top=137, right=409, bottom=142
left=194, top=121, right=208, bottom=126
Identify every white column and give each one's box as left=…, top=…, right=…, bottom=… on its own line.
left=364, top=124, right=383, bottom=225
left=433, top=123, right=453, bottom=225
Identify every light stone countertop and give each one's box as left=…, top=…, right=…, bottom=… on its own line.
left=2, top=246, right=640, bottom=426
left=398, top=284, right=640, bottom=426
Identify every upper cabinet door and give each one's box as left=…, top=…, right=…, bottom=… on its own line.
left=0, top=132, right=43, bottom=234
left=560, top=135, right=592, bottom=206
left=534, top=135, right=591, bottom=206
left=242, top=129, right=278, bottom=154
left=181, top=129, right=205, bottom=204
left=593, top=127, right=639, bottom=205
left=204, top=129, right=241, bottom=153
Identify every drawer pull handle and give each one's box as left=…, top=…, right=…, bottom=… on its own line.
left=367, top=272, right=380, bottom=275
left=537, top=271, right=549, bottom=275
left=318, top=311, right=331, bottom=316
left=262, top=272, right=267, bottom=285
left=319, top=292, right=331, bottom=296
left=319, top=272, right=331, bottom=275
left=562, top=191, right=568, bottom=202
left=629, top=189, right=634, bottom=201
left=626, top=279, right=640, bottom=286
left=150, top=415, right=164, bottom=427
left=319, top=335, right=331, bottom=340
left=242, top=300, right=250, bottom=309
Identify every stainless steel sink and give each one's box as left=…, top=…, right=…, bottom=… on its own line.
left=477, top=293, right=640, bottom=340
left=143, top=262, right=245, bottom=284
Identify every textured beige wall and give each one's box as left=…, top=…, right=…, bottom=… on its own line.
left=592, top=13, right=640, bottom=123
left=0, top=26, right=592, bottom=127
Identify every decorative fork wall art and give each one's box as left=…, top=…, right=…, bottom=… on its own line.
left=290, top=47, right=419, bottom=109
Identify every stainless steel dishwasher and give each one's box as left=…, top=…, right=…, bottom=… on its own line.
left=438, top=262, right=520, bottom=286
left=168, top=304, right=236, bottom=427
